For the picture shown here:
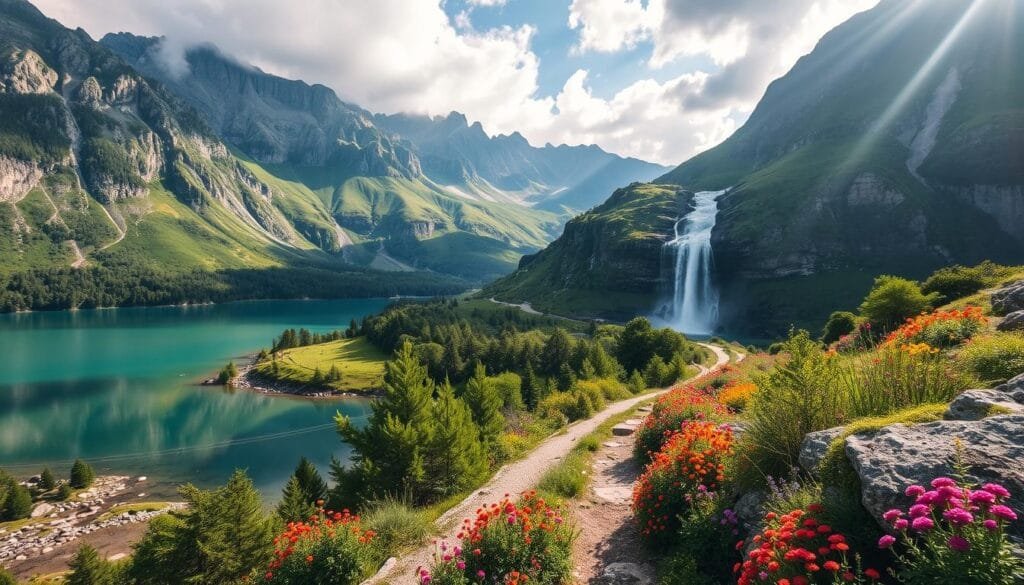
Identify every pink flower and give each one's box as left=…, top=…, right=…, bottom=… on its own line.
left=969, top=490, right=996, bottom=506
left=983, top=483, right=1011, bottom=499
left=947, top=535, right=970, bottom=552
left=905, top=485, right=926, bottom=498
left=457, top=561, right=466, bottom=570
left=476, top=570, right=486, bottom=579
left=908, top=504, right=930, bottom=518
left=915, top=491, right=937, bottom=505
left=983, top=519, right=999, bottom=531
left=878, top=534, right=896, bottom=549
left=911, top=516, right=935, bottom=532
left=943, top=507, right=973, bottom=526
left=894, top=518, right=909, bottom=530
left=883, top=509, right=903, bottom=522
left=990, top=505, right=1018, bottom=521
left=931, top=477, right=957, bottom=488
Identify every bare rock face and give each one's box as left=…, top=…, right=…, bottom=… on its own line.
left=992, top=281, right=1024, bottom=316
left=843, top=415, right=1024, bottom=535
left=945, top=389, right=1024, bottom=421
left=799, top=426, right=845, bottom=476
left=998, top=311, right=1024, bottom=332
left=997, top=373, right=1024, bottom=395
left=0, top=156, right=44, bottom=203
left=846, top=173, right=906, bottom=207
left=0, top=49, right=57, bottom=94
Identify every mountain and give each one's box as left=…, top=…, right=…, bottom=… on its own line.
left=99, top=34, right=665, bottom=276
left=372, top=111, right=669, bottom=213
left=487, top=0, right=1024, bottom=337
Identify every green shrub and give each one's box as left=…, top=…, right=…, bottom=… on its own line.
left=537, top=451, right=587, bottom=499
left=859, top=275, right=939, bottom=331
left=838, top=346, right=973, bottom=418
left=917, top=316, right=986, bottom=349
left=70, top=459, right=94, bottom=489
left=956, top=333, right=1024, bottom=385
left=487, top=372, right=524, bottom=411
left=921, top=261, right=1015, bottom=302
left=362, top=498, right=432, bottom=553
left=67, top=544, right=128, bottom=585
left=2, top=482, right=32, bottom=520
left=735, top=331, right=847, bottom=489
left=821, top=311, right=858, bottom=344
left=660, top=495, right=739, bottom=584
left=39, top=467, right=56, bottom=491
left=0, top=567, right=14, bottom=585
left=574, top=378, right=631, bottom=402
left=58, top=483, right=73, bottom=500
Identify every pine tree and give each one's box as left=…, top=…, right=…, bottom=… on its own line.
left=643, top=356, right=670, bottom=388
left=542, top=328, right=574, bottom=375
left=70, top=459, right=94, bottom=489
left=589, top=342, right=621, bottom=379
left=521, top=363, right=541, bottom=410
left=39, top=467, right=56, bottom=491
left=424, top=382, right=486, bottom=499
left=293, top=457, right=328, bottom=504
left=557, top=363, right=577, bottom=391
left=579, top=358, right=597, bottom=380
left=668, top=352, right=690, bottom=385
left=67, top=545, right=121, bottom=585
left=336, top=341, right=435, bottom=503
left=2, top=482, right=31, bottom=520
left=276, top=476, right=315, bottom=522
left=328, top=364, right=343, bottom=383
left=462, top=363, right=504, bottom=451
left=310, top=366, right=325, bottom=385
left=189, top=470, right=275, bottom=583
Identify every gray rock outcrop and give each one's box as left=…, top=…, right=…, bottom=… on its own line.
left=946, top=389, right=1024, bottom=421
left=799, top=426, right=845, bottom=476
left=843, top=415, right=1024, bottom=535
left=992, top=281, right=1024, bottom=316
left=998, top=311, right=1024, bottom=332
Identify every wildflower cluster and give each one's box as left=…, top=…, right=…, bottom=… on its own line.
left=265, top=505, right=377, bottom=584
left=879, top=477, right=1023, bottom=584
left=425, top=491, right=574, bottom=585
left=633, top=382, right=727, bottom=460
left=883, top=307, right=986, bottom=350
left=632, top=421, right=734, bottom=543
left=717, top=381, right=757, bottom=411
left=736, top=503, right=881, bottom=585
left=833, top=323, right=874, bottom=353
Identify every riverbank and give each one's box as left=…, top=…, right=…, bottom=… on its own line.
left=1, top=476, right=184, bottom=580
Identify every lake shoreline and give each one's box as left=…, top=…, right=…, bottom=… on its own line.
left=210, top=357, right=383, bottom=400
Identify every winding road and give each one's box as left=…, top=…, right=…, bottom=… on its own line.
left=364, top=342, right=729, bottom=584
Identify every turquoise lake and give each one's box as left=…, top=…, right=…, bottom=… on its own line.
left=0, top=299, right=390, bottom=500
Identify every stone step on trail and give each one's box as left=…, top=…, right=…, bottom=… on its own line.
left=611, top=423, right=636, bottom=436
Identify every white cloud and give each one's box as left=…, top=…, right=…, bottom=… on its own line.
left=33, top=0, right=877, bottom=166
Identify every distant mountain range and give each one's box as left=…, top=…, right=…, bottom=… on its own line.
left=0, top=0, right=666, bottom=303
left=488, top=0, right=1024, bottom=337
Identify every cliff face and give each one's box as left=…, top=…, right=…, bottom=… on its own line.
left=484, top=183, right=690, bottom=320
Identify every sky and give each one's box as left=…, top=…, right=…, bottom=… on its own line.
left=33, top=0, right=880, bottom=165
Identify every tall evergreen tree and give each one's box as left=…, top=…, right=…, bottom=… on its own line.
left=589, top=342, right=621, bottom=379
left=276, top=476, right=315, bottom=523
left=521, top=363, right=541, bottom=410
left=462, top=363, right=504, bottom=451
left=69, top=459, right=94, bottom=489
left=424, top=382, right=486, bottom=499
left=541, top=328, right=574, bottom=375
left=293, top=457, right=328, bottom=504
left=39, top=467, right=56, bottom=491
left=557, top=362, right=577, bottom=391
left=336, top=341, right=435, bottom=503
left=2, top=483, right=31, bottom=520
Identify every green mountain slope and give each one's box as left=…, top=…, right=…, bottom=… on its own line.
left=0, top=0, right=462, bottom=310
left=100, top=34, right=564, bottom=280
left=488, top=0, right=1024, bottom=336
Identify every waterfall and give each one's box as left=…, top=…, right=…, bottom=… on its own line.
left=663, top=189, right=727, bottom=335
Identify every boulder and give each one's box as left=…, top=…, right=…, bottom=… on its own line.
left=945, top=389, right=1024, bottom=421
left=997, top=310, right=1024, bottom=332
left=593, top=562, right=655, bottom=585
left=799, top=426, right=846, bottom=476
left=844, top=415, right=1024, bottom=535
left=30, top=503, right=55, bottom=518
left=992, top=280, right=1024, bottom=316
left=733, top=490, right=767, bottom=525
left=997, top=373, right=1024, bottom=396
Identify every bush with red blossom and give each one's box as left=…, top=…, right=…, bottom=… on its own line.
left=264, top=506, right=378, bottom=584
left=879, top=477, right=1023, bottom=584
left=423, top=491, right=574, bottom=585
left=736, top=503, right=882, bottom=585
left=633, top=382, right=728, bottom=461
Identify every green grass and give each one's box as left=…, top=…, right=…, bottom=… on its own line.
left=255, top=337, right=387, bottom=392
left=362, top=498, right=434, bottom=554
left=96, top=501, right=171, bottom=522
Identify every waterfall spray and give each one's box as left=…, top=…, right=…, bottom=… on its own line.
left=664, top=189, right=727, bottom=335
